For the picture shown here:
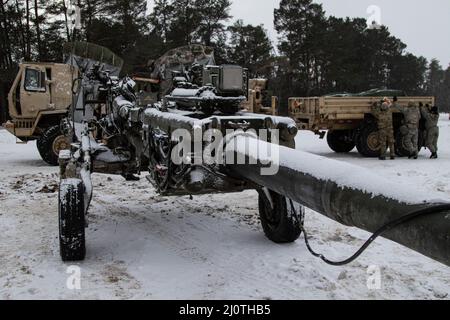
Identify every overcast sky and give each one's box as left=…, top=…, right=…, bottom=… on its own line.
left=229, top=0, right=450, bottom=67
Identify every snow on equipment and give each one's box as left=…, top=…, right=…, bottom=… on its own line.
left=2, top=42, right=124, bottom=165
left=57, top=46, right=450, bottom=267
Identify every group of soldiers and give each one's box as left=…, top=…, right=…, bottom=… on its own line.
left=372, top=97, right=440, bottom=160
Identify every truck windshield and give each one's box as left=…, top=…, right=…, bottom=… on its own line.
left=24, top=68, right=46, bottom=92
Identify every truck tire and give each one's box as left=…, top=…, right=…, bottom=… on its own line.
left=37, top=125, right=70, bottom=166
left=258, top=190, right=303, bottom=243
left=327, top=130, right=355, bottom=153
left=356, top=123, right=380, bottom=158
left=59, top=179, right=86, bottom=262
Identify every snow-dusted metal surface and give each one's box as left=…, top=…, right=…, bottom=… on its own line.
left=232, top=135, right=448, bottom=205
left=229, top=134, right=450, bottom=266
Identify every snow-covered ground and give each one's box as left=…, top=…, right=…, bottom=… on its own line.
left=0, top=117, right=449, bottom=300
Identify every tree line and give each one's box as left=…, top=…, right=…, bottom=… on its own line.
left=1, top=0, right=449, bottom=120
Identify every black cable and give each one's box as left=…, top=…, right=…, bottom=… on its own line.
left=290, top=200, right=450, bottom=266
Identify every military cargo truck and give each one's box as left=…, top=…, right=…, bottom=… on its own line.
left=2, top=42, right=123, bottom=165
left=288, top=95, right=435, bottom=157
left=3, top=62, right=78, bottom=165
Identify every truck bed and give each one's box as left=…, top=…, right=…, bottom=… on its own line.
left=289, top=96, right=435, bottom=132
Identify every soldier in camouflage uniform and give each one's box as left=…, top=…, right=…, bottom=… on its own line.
left=372, top=98, right=395, bottom=160
left=420, top=105, right=440, bottom=159
left=398, top=101, right=421, bottom=159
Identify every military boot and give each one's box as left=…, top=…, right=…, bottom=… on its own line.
left=408, top=152, right=418, bottom=160
left=430, top=153, right=438, bottom=159
left=379, top=156, right=386, bottom=161
left=123, top=173, right=140, bottom=181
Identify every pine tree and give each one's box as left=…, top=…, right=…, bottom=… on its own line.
left=425, top=59, right=444, bottom=96
left=194, top=0, right=231, bottom=47
left=440, top=66, right=450, bottom=111
left=387, top=53, right=427, bottom=95
left=274, top=0, right=327, bottom=96
left=227, top=20, right=273, bottom=78
left=150, top=0, right=231, bottom=49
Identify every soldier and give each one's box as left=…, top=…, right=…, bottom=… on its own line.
left=421, top=104, right=440, bottom=159
left=398, top=101, right=421, bottom=159
left=372, top=97, right=395, bottom=160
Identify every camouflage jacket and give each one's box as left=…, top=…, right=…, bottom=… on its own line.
left=398, top=105, right=421, bottom=126
left=372, top=103, right=394, bottom=129
left=420, top=107, right=439, bottom=129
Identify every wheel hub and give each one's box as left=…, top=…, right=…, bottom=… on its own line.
left=52, top=135, right=70, bottom=156
left=367, top=132, right=380, bottom=151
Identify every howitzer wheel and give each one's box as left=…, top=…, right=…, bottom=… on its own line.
left=258, top=190, right=304, bottom=243
left=59, top=179, right=86, bottom=262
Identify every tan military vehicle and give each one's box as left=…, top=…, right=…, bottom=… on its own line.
left=241, top=79, right=277, bottom=115
left=2, top=42, right=123, bottom=165
left=4, top=62, right=78, bottom=165
left=288, top=94, right=435, bottom=157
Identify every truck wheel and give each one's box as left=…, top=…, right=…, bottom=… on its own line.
left=37, top=125, right=70, bottom=166
left=59, top=179, right=86, bottom=262
left=418, top=129, right=425, bottom=153
left=356, top=123, right=380, bottom=158
left=258, top=190, right=303, bottom=243
left=327, top=130, right=355, bottom=153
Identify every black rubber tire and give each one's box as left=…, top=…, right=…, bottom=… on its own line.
left=356, top=123, right=380, bottom=158
left=37, top=125, right=64, bottom=166
left=258, top=190, right=303, bottom=243
left=327, top=130, right=355, bottom=153
left=418, top=129, right=425, bottom=153
left=59, top=179, right=86, bottom=262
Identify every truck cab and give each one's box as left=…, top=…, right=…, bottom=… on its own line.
left=4, top=62, right=79, bottom=164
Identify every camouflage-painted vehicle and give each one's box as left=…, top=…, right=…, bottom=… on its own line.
left=288, top=91, right=435, bottom=157
left=3, top=42, right=123, bottom=165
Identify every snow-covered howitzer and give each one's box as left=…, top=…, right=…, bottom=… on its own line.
left=58, top=63, right=449, bottom=268
left=163, top=64, right=248, bottom=115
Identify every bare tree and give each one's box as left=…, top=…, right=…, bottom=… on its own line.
left=33, top=0, right=42, bottom=59
left=25, top=0, right=31, bottom=60
left=15, top=0, right=27, bottom=58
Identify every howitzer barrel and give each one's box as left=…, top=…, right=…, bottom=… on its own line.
left=228, top=135, right=450, bottom=266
